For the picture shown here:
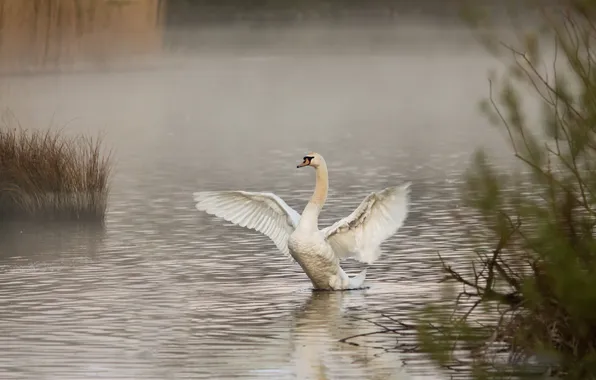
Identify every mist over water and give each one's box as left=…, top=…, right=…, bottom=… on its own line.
left=0, top=10, right=526, bottom=379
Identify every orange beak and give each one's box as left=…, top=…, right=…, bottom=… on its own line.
left=297, top=156, right=314, bottom=168
left=297, top=160, right=309, bottom=168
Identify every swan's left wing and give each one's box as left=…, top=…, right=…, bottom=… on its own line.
left=193, top=191, right=301, bottom=260
left=321, top=182, right=411, bottom=264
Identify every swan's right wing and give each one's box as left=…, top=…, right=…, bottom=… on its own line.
left=193, top=191, right=301, bottom=260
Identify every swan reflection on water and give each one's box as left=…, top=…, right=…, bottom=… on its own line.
left=248, top=289, right=416, bottom=380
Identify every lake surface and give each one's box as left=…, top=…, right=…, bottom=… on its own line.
left=0, top=24, right=514, bottom=379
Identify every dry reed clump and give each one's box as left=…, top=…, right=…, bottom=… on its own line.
left=0, top=126, right=111, bottom=221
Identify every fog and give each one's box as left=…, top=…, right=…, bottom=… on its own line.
left=0, top=11, right=542, bottom=380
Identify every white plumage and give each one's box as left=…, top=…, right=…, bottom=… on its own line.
left=322, top=185, right=410, bottom=264
left=193, top=152, right=411, bottom=290
left=193, top=191, right=300, bottom=260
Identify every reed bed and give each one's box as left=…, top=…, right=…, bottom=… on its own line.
left=0, top=125, right=112, bottom=221
left=0, top=0, right=165, bottom=75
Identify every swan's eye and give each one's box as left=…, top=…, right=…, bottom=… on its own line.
left=304, top=156, right=314, bottom=163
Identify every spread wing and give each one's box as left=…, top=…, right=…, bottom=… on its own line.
left=321, top=182, right=411, bottom=264
left=193, top=191, right=301, bottom=260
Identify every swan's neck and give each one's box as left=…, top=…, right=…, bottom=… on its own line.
left=301, top=162, right=329, bottom=230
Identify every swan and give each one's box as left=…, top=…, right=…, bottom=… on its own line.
left=192, top=152, right=411, bottom=291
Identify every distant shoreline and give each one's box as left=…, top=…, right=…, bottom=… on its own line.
left=164, top=0, right=558, bottom=26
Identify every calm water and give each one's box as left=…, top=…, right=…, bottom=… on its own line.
left=0, top=25, right=513, bottom=379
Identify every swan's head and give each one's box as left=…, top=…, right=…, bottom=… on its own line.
left=297, top=152, right=324, bottom=169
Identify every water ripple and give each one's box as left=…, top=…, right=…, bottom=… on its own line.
left=0, top=31, right=510, bottom=379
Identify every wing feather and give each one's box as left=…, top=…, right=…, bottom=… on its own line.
left=193, top=191, right=301, bottom=260
left=322, top=182, right=411, bottom=264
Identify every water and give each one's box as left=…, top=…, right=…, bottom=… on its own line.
left=0, top=24, right=514, bottom=379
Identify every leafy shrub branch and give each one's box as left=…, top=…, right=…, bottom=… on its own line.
left=416, top=1, right=596, bottom=378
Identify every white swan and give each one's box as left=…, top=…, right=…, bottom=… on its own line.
left=192, top=152, right=411, bottom=291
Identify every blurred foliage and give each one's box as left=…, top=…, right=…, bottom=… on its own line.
left=415, top=0, right=596, bottom=378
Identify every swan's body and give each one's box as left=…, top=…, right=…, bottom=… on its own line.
left=193, top=152, right=410, bottom=291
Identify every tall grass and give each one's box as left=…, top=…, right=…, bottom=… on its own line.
left=0, top=120, right=112, bottom=221
left=0, top=0, right=165, bottom=74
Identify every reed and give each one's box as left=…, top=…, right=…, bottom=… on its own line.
left=0, top=119, right=112, bottom=221
left=0, top=0, right=165, bottom=74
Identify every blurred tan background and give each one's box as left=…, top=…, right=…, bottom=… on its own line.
left=0, top=0, right=166, bottom=74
